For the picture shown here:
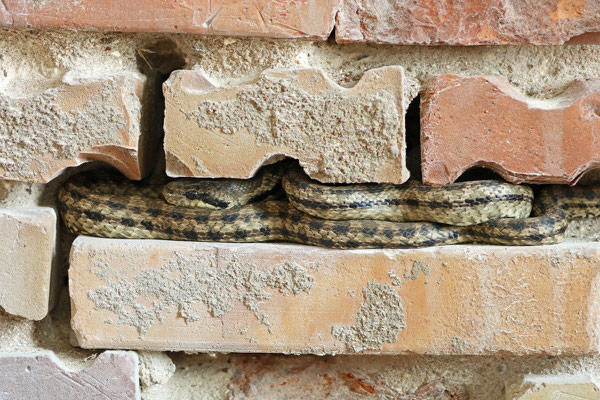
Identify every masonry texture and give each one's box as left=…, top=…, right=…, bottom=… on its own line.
left=3, top=9, right=600, bottom=399
left=164, top=66, right=407, bottom=183
left=421, top=74, right=600, bottom=185
left=70, top=238, right=600, bottom=355
left=0, top=208, right=56, bottom=320
left=0, top=351, right=140, bottom=399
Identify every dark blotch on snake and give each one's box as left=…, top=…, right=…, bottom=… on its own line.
left=222, top=213, right=239, bottom=223
left=184, top=230, right=198, bottom=240
left=108, top=201, right=126, bottom=210
left=70, top=190, right=87, bottom=200
left=84, top=210, right=105, bottom=222
left=121, top=218, right=134, bottom=227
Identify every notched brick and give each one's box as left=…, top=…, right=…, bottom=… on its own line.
left=163, top=67, right=408, bottom=184
left=421, top=75, right=600, bottom=185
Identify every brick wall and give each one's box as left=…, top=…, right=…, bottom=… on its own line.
left=2, top=2, right=600, bottom=398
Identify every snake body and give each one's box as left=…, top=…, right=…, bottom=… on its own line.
left=58, top=165, right=600, bottom=249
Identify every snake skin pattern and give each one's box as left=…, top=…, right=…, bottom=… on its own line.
left=58, top=165, right=600, bottom=249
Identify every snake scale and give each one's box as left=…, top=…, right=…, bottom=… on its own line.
left=58, top=163, right=600, bottom=249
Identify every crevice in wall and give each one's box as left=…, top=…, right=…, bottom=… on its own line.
left=135, top=38, right=186, bottom=177
left=405, top=95, right=421, bottom=181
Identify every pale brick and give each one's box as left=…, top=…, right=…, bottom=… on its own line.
left=507, top=375, right=600, bottom=399
left=0, top=72, right=150, bottom=183
left=0, top=0, right=338, bottom=40
left=163, top=67, right=407, bottom=184
left=0, top=208, right=56, bottom=320
left=70, top=238, right=600, bottom=354
left=421, top=74, right=600, bottom=185
left=0, top=351, right=139, bottom=399
left=336, top=0, right=600, bottom=45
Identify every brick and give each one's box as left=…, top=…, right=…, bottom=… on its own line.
left=336, top=0, right=600, bottom=45
left=507, top=375, right=600, bottom=399
left=70, top=237, right=600, bottom=354
left=421, top=75, right=600, bottom=185
left=0, top=208, right=56, bottom=320
left=0, top=351, right=139, bottom=399
left=0, top=0, right=338, bottom=40
left=0, top=72, right=150, bottom=183
left=163, top=67, right=407, bottom=184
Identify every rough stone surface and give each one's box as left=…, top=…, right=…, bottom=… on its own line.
left=0, top=0, right=338, bottom=40
left=70, top=237, right=600, bottom=354
left=0, top=208, right=56, bottom=320
left=0, top=72, right=149, bottom=183
left=138, top=351, right=175, bottom=388
left=163, top=66, right=407, bottom=183
left=229, top=355, right=468, bottom=399
left=421, top=74, right=600, bottom=185
left=336, top=0, right=600, bottom=45
left=507, top=374, right=600, bottom=399
left=0, top=351, right=139, bottom=399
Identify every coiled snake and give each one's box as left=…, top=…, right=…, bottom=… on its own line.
left=58, top=164, right=600, bottom=249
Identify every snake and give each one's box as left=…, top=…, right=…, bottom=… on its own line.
left=58, top=163, right=600, bottom=249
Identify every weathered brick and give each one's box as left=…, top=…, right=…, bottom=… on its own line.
left=0, top=351, right=139, bottom=399
left=506, top=374, right=600, bottom=399
left=336, top=0, right=600, bottom=45
left=421, top=74, right=600, bottom=185
left=163, top=67, right=407, bottom=184
left=70, top=238, right=600, bottom=354
left=229, top=355, right=467, bottom=399
left=0, top=208, right=56, bottom=320
left=0, top=0, right=338, bottom=40
left=0, top=72, right=150, bottom=183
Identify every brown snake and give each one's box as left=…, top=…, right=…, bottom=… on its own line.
left=58, top=164, right=600, bottom=249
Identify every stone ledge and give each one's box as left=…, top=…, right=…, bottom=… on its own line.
left=70, top=237, right=600, bottom=354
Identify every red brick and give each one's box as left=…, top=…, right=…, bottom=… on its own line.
left=421, top=74, right=600, bottom=185
left=0, top=73, right=151, bottom=182
left=336, top=0, right=600, bottom=45
left=70, top=238, right=600, bottom=354
left=0, top=0, right=338, bottom=39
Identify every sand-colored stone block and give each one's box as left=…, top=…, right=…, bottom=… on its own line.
left=70, top=237, right=600, bottom=354
left=336, top=0, right=600, bottom=45
left=421, top=74, right=600, bottom=185
left=0, top=351, right=139, bottom=399
left=0, top=0, right=338, bottom=40
left=0, top=72, right=150, bottom=183
left=163, top=67, right=407, bottom=184
left=0, top=208, right=56, bottom=320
